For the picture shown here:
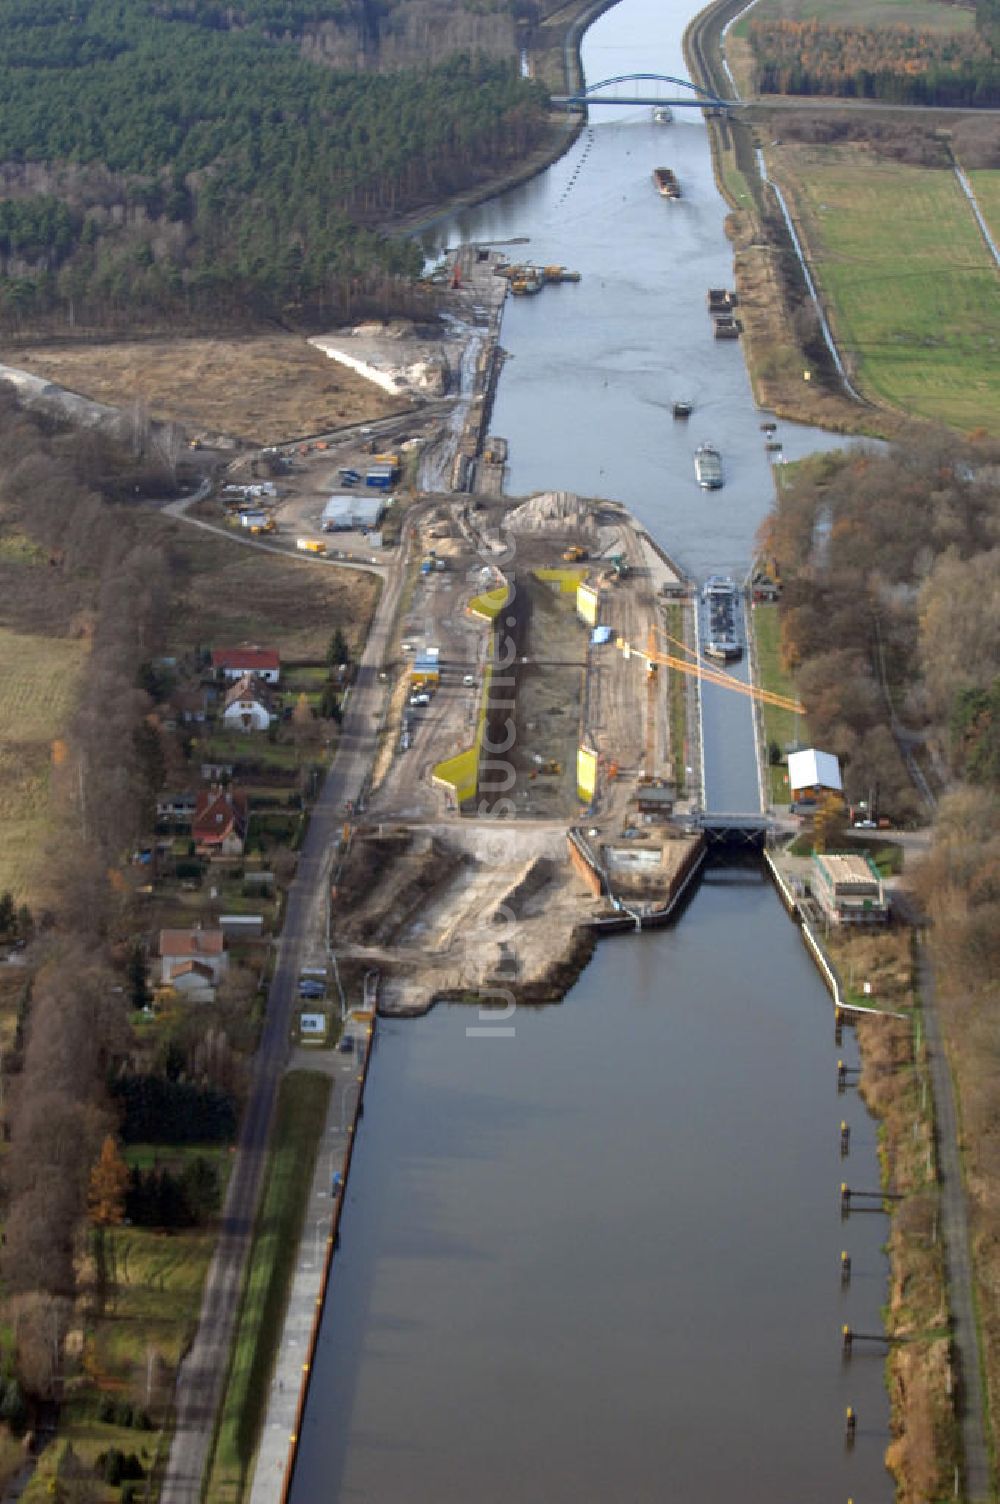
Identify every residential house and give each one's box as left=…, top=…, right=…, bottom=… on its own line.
left=211, top=647, right=281, bottom=685
left=159, top=927, right=228, bottom=986
left=222, top=673, right=275, bottom=733
left=193, top=787, right=248, bottom=857
left=167, top=960, right=218, bottom=1003
left=787, top=747, right=843, bottom=810
left=156, top=792, right=197, bottom=825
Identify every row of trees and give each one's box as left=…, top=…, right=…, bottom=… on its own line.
left=749, top=19, right=1000, bottom=106
left=0, top=386, right=246, bottom=1408
left=760, top=430, right=1000, bottom=820
left=0, top=0, right=550, bottom=330
left=767, top=431, right=1000, bottom=1428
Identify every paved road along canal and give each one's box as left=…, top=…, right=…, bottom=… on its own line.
left=288, top=0, right=893, bottom=1497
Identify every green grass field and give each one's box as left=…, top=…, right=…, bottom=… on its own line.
left=740, top=0, right=972, bottom=28
left=965, top=169, right=1000, bottom=274
left=751, top=603, right=804, bottom=804
left=204, top=1070, right=331, bottom=1504
left=21, top=1182, right=233, bottom=1503
left=781, top=151, right=1000, bottom=432
left=0, top=626, right=88, bottom=899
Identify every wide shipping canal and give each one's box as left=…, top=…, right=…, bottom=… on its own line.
left=289, top=0, right=893, bottom=1497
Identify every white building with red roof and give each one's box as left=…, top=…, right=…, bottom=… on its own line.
left=211, top=646, right=281, bottom=684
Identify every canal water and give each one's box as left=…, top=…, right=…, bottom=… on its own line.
left=289, top=0, right=893, bottom=1497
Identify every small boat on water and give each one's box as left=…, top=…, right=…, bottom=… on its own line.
left=652, top=106, right=673, bottom=124
left=652, top=167, right=681, bottom=199
left=672, top=399, right=693, bottom=419
left=702, top=576, right=742, bottom=661
left=694, top=442, right=723, bottom=489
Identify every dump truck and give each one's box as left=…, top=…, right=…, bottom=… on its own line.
left=296, top=538, right=326, bottom=555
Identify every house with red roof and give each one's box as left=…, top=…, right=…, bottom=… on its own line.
left=158, top=927, right=228, bottom=987
left=211, top=646, right=281, bottom=684
left=192, top=787, right=248, bottom=857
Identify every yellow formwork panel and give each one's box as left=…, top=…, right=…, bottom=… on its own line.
left=468, top=586, right=509, bottom=621
left=576, top=582, right=599, bottom=626
left=535, top=567, right=588, bottom=595
left=577, top=744, right=598, bottom=804
left=433, top=664, right=494, bottom=806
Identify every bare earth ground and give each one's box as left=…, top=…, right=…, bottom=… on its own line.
left=334, top=824, right=599, bottom=1016
left=1, top=335, right=411, bottom=445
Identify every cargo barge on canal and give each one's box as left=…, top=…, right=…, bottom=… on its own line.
left=702, top=575, right=742, bottom=661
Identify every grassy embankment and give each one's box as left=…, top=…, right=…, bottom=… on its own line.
left=664, top=603, right=688, bottom=793
left=749, top=602, right=801, bottom=804
left=822, top=929, right=959, bottom=1501
left=773, top=151, right=1000, bottom=434
left=203, top=1071, right=332, bottom=1504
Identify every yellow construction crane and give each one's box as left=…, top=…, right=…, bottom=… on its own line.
left=618, top=623, right=805, bottom=777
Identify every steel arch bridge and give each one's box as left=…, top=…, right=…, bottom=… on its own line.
left=551, top=72, right=734, bottom=110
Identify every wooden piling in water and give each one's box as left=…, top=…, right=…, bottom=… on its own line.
left=840, top=1120, right=851, bottom=1155
left=845, top=1406, right=856, bottom=1444
left=841, top=1249, right=852, bottom=1284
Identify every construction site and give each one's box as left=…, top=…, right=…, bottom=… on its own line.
left=320, top=481, right=802, bottom=1017
left=175, top=243, right=805, bottom=1021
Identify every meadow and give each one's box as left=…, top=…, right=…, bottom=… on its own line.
left=0, top=626, right=87, bottom=899
left=741, top=0, right=972, bottom=29
left=774, top=149, right=1000, bottom=433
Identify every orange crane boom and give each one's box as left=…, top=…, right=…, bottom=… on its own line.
left=618, top=627, right=806, bottom=716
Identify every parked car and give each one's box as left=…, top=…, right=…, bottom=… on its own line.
left=298, top=979, right=325, bottom=999
left=338, top=1034, right=355, bottom=1054
left=339, top=467, right=362, bottom=483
